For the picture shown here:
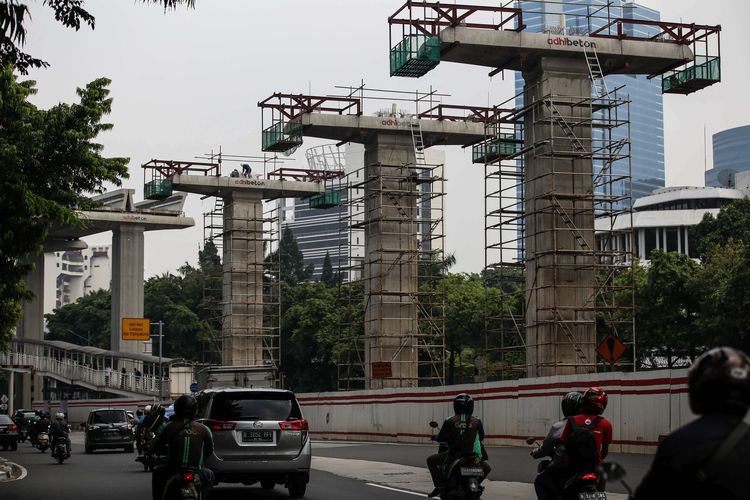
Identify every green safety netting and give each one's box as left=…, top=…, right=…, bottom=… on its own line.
left=662, top=56, right=721, bottom=94
left=472, top=134, right=518, bottom=164
left=144, top=179, right=173, bottom=200
left=309, top=190, right=341, bottom=209
left=390, top=35, right=440, bottom=78
left=262, top=120, right=303, bottom=153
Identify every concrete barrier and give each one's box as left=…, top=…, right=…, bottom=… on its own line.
left=31, top=397, right=168, bottom=426
left=298, top=369, right=691, bottom=454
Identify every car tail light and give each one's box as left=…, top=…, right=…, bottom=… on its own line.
left=279, top=419, right=309, bottom=431
left=8, top=424, right=17, bottom=433
left=182, top=472, right=195, bottom=482
left=204, top=419, right=236, bottom=431
left=581, top=473, right=599, bottom=481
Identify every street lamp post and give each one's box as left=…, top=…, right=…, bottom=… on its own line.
left=150, top=321, right=164, bottom=400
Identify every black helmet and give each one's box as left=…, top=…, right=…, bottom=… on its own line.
left=689, top=346, right=750, bottom=416
left=136, top=409, right=144, bottom=417
left=453, top=393, right=474, bottom=416
left=174, top=395, right=198, bottom=420
left=561, top=391, right=583, bottom=417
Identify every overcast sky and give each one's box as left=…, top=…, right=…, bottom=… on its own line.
left=24, top=0, right=749, bottom=277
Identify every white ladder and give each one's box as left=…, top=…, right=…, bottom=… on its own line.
left=410, top=120, right=427, bottom=167
left=584, top=46, right=609, bottom=98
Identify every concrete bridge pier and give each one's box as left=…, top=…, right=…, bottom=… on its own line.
left=523, top=57, right=596, bottom=376
left=363, top=134, right=419, bottom=388
left=111, top=224, right=145, bottom=355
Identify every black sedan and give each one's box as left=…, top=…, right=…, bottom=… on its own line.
left=0, top=414, right=19, bottom=451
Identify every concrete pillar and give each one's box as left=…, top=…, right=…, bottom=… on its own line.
left=363, top=134, right=419, bottom=389
left=111, top=224, right=145, bottom=354
left=523, top=57, right=596, bottom=377
left=17, top=253, right=45, bottom=341
left=222, top=191, right=265, bottom=366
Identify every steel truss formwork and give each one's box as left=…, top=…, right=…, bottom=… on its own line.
left=336, top=159, right=446, bottom=390
left=480, top=82, right=635, bottom=378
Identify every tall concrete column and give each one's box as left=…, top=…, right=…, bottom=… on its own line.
left=111, top=224, right=145, bottom=354
left=18, top=253, right=45, bottom=341
left=222, top=191, right=265, bottom=366
left=523, top=57, right=596, bottom=377
left=363, top=134, right=419, bottom=388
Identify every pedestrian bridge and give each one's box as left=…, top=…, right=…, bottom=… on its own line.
left=0, top=338, right=185, bottom=399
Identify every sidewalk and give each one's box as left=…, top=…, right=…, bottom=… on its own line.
left=0, top=456, right=26, bottom=482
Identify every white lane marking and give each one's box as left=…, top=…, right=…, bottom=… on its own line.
left=366, top=483, right=427, bottom=497
left=15, top=463, right=28, bottom=481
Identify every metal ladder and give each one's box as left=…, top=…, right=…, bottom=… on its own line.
left=545, top=100, right=587, bottom=153
left=550, top=196, right=593, bottom=251
left=410, top=120, right=427, bottom=167
left=584, top=46, right=609, bottom=98
left=553, top=309, right=595, bottom=372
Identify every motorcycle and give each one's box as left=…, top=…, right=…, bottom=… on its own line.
left=598, top=463, right=633, bottom=500
left=136, top=431, right=158, bottom=471
left=162, top=468, right=204, bottom=500
left=526, top=437, right=606, bottom=500
left=36, top=432, right=50, bottom=453
left=18, top=425, right=29, bottom=443
left=51, top=435, right=69, bottom=464
left=429, top=421, right=484, bottom=500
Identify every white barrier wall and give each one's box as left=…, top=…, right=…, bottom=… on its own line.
left=32, top=397, right=169, bottom=426
left=298, top=369, right=692, bottom=454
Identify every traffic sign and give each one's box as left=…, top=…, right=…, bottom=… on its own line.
left=122, top=318, right=150, bottom=341
left=0, top=403, right=7, bottom=411
left=596, top=334, right=627, bottom=365
left=190, top=383, right=199, bottom=393
left=0, top=394, right=8, bottom=404
left=371, top=362, right=392, bottom=379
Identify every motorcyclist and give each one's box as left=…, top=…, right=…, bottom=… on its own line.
left=531, top=391, right=583, bottom=500
left=28, top=410, right=42, bottom=444
left=560, top=387, right=613, bottom=466
left=31, top=412, right=50, bottom=445
left=142, top=403, right=166, bottom=435
left=426, top=393, right=491, bottom=498
left=149, top=395, right=214, bottom=500
left=49, top=412, right=71, bottom=458
left=134, top=409, right=145, bottom=454
left=634, top=347, right=750, bottom=500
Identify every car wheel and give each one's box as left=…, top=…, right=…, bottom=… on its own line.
left=85, top=445, right=93, bottom=454
left=261, top=479, right=275, bottom=490
left=125, top=445, right=134, bottom=453
left=287, top=478, right=306, bottom=498
left=10, top=441, right=17, bottom=451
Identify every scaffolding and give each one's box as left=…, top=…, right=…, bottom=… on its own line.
left=480, top=78, right=635, bottom=378
left=336, top=155, right=446, bottom=390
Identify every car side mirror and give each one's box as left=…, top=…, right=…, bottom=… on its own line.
left=429, top=421, right=439, bottom=429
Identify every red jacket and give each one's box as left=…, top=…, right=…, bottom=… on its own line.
left=560, top=414, right=613, bottom=463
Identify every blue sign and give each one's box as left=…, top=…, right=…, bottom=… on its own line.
left=190, top=382, right=199, bottom=393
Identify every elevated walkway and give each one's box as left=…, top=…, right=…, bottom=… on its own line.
left=0, top=338, right=181, bottom=399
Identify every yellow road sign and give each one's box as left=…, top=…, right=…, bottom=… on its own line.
left=122, top=318, right=150, bottom=341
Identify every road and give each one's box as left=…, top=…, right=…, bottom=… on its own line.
left=1, top=433, right=653, bottom=499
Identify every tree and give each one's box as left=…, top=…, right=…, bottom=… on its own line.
left=1, top=0, right=196, bottom=74
left=267, top=226, right=312, bottom=286
left=692, top=199, right=750, bottom=259
left=0, top=67, right=128, bottom=349
left=635, top=250, right=703, bottom=368
left=45, top=289, right=111, bottom=348
left=320, top=252, right=335, bottom=287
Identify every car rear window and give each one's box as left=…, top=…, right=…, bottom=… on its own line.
left=210, top=392, right=302, bottom=422
left=0, top=415, right=12, bottom=424
left=23, top=412, right=36, bottom=419
left=91, top=410, right=127, bottom=424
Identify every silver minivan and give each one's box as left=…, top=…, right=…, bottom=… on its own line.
left=195, top=388, right=311, bottom=497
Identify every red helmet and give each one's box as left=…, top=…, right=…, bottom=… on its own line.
left=688, top=347, right=750, bottom=416
left=581, top=387, right=608, bottom=415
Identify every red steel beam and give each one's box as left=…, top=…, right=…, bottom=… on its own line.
left=266, top=167, right=344, bottom=182
left=588, top=19, right=720, bottom=45
left=418, top=104, right=516, bottom=123
left=388, top=1, right=525, bottom=36
left=258, top=93, right=361, bottom=120
left=142, top=159, right=220, bottom=177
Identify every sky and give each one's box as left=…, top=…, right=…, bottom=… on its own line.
left=23, top=0, right=750, bottom=278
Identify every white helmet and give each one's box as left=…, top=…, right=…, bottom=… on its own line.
left=55, top=412, right=65, bottom=420
left=144, top=405, right=152, bottom=413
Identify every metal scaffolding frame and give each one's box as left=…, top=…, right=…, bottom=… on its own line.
left=336, top=157, right=446, bottom=390
left=479, top=80, right=635, bottom=378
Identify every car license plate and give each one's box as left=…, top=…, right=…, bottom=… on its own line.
left=460, top=466, right=484, bottom=477
left=579, top=493, right=607, bottom=500
left=242, top=430, right=273, bottom=443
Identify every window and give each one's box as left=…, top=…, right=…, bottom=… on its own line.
left=666, top=228, right=678, bottom=252
left=645, top=228, right=657, bottom=258
left=209, top=392, right=301, bottom=421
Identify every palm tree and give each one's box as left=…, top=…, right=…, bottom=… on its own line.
left=1, top=0, right=196, bottom=73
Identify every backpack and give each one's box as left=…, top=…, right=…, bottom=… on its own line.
left=565, top=416, right=601, bottom=469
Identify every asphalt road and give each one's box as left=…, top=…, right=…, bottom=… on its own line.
left=1, top=434, right=424, bottom=500
left=2, top=433, right=655, bottom=499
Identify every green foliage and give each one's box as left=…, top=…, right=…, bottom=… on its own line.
left=45, top=289, right=111, bottom=348
left=1, top=0, right=194, bottom=74
left=320, top=252, right=335, bottom=287
left=635, top=250, right=702, bottom=368
left=0, top=67, right=128, bottom=349
left=267, top=226, right=313, bottom=286
left=692, top=199, right=750, bottom=259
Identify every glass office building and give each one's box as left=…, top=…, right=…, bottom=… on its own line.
left=515, top=1, right=665, bottom=202
left=705, top=125, right=750, bottom=188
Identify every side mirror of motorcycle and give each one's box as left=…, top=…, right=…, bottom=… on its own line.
left=599, top=462, right=626, bottom=481
left=525, top=437, right=536, bottom=445
left=429, top=421, right=439, bottom=429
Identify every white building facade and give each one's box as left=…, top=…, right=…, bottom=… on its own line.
left=43, top=245, right=111, bottom=315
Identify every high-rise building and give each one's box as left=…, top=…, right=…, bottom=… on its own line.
left=515, top=0, right=664, bottom=202
left=42, top=245, right=111, bottom=316
left=705, top=125, right=750, bottom=188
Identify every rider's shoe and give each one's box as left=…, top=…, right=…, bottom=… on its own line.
left=428, top=487, right=443, bottom=498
